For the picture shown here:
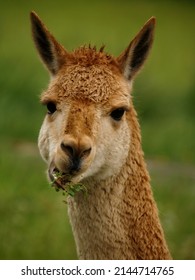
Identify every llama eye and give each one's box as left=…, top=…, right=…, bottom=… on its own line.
left=46, top=102, right=57, bottom=114
left=110, top=108, right=125, bottom=121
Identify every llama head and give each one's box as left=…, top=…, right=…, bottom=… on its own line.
left=31, top=12, right=155, bottom=185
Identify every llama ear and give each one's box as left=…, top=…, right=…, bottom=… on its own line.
left=30, top=11, right=68, bottom=76
left=117, top=17, right=156, bottom=80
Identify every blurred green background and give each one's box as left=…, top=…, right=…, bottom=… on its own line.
left=0, top=0, right=195, bottom=259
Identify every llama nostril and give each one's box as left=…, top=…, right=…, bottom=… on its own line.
left=80, top=147, right=92, bottom=158
left=61, top=138, right=92, bottom=160
left=60, top=142, right=75, bottom=157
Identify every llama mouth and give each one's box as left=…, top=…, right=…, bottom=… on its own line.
left=48, top=165, right=87, bottom=199
left=48, top=166, right=71, bottom=190
left=48, top=164, right=86, bottom=195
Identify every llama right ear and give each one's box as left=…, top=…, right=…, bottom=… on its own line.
left=30, top=11, right=68, bottom=76
left=117, top=17, right=156, bottom=80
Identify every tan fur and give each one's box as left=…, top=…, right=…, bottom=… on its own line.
left=31, top=12, right=171, bottom=259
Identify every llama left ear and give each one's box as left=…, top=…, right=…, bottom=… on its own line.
left=30, top=11, right=68, bottom=76
left=117, top=17, right=156, bottom=80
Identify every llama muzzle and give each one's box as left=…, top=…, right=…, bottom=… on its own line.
left=48, top=160, right=85, bottom=191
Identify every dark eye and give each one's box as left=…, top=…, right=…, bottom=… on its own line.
left=47, top=102, right=57, bottom=114
left=110, top=108, right=125, bottom=121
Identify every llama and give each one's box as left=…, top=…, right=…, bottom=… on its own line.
left=30, top=11, right=171, bottom=259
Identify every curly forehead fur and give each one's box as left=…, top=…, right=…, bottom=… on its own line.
left=42, top=46, right=129, bottom=104
left=68, top=45, right=118, bottom=67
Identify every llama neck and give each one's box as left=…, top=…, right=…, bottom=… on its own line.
left=68, top=108, right=171, bottom=260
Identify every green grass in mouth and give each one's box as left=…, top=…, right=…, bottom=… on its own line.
left=50, top=171, right=87, bottom=200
